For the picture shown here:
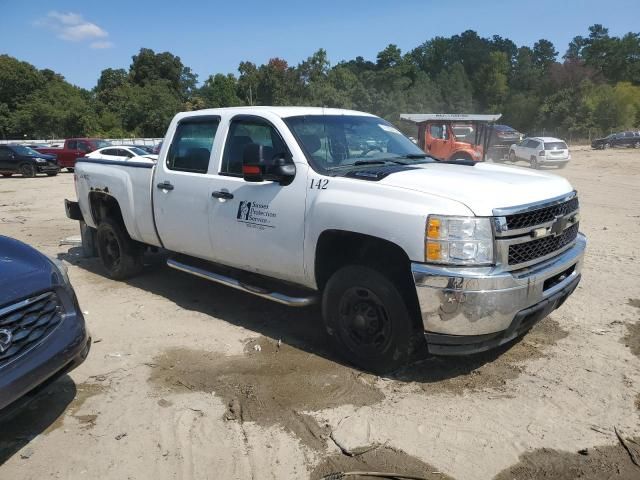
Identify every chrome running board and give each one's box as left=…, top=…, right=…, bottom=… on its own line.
left=167, top=258, right=317, bottom=307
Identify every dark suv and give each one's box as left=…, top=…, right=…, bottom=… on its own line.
left=0, top=145, right=60, bottom=178
left=0, top=236, right=90, bottom=413
left=591, top=131, right=640, bottom=149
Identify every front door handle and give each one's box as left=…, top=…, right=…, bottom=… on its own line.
left=157, top=181, right=174, bottom=191
left=211, top=190, right=233, bottom=200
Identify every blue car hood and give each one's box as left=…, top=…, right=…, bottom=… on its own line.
left=0, top=236, right=54, bottom=306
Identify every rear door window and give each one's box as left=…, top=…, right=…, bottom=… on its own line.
left=166, top=118, right=220, bottom=174
left=67, top=140, right=78, bottom=150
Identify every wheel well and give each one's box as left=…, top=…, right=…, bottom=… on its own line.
left=88, top=191, right=125, bottom=230
left=448, top=151, right=473, bottom=161
left=315, top=230, right=422, bottom=329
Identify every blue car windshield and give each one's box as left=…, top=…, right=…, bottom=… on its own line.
left=11, top=146, right=40, bottom=156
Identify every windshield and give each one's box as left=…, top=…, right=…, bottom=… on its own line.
left=95, top=140, right=112, bottom=149
left=544, top=141, right=568, bottom=150
left=129, top=147, right=149, bottom=156
left=284, top=115, right=427, bottom=170
left=11, top=145, right=40, bottom=156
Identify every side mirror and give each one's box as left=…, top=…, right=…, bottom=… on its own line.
left=242, top=144, right=295, bottom=186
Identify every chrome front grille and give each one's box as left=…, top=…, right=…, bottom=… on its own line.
left=494, top=192, right=580, bottom=270
left=505, top=196, right=579, bottom=230
left=0, top=291, right=63, bottom=368
left=508, top=223, right=579, bottom=265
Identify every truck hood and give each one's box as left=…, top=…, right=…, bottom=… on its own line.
left=380, top=162, right=573, bottom=216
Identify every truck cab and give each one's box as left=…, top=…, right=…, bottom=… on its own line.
left=65, top=107, right=586, bottom=373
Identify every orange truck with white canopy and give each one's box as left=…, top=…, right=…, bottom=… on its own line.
left=401, top=113, right=502, bottom=162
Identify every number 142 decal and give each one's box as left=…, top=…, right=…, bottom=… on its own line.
left=310, top=178, right=329, bottom=190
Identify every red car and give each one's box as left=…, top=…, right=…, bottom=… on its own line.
left=36, top=138, right=111, bottom=171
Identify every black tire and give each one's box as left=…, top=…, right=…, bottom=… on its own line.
left=322, top=265, right=414, bottom=374
left=1, top=174, right=11, bottom=178
left=634, top=141, right=640, bottom=149
left=603, top=143, right=610, bottom=150
left=46, top=172, right=58, bottom=177
left=20, top=163, right=36, bottom=178
left=530, top=156, right=539, bottom=169
left=509, top=151, right=516, bottom=162
left=67, top=167, right=74, bottom=173
left=96, top=218, right=143, bottom=280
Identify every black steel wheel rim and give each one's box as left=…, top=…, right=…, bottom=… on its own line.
left=102, top=230, right=121, bottom=270
left=21, top=164, right=34, bottom=176
left=338, top=287, right=393, bottom=355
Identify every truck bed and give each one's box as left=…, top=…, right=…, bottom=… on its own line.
left=74, top=158, right=162, bottom=247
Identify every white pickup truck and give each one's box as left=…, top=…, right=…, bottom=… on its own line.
left=65, top=107, right=585, bottom=372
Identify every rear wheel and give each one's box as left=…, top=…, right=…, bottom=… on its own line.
left=20, top=163, right=36, bottom=178
left=67, top=167, right=74, bottom=173
left=322, top=265, right=414, bottom=374
left=96, top=218, right=143, bottom=280
left=530, top=156, right=539, bottom=169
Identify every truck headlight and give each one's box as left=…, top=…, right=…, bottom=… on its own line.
left=425, top=215, right=494, bottom=265
left=35, top=158, right=47, bottom=163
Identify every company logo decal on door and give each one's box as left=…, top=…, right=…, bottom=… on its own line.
left=236, top=201, right=276, bottom=229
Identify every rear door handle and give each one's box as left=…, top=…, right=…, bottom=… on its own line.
left=157, top=181, right=174, bottom=191
left=211, top=190, right=233, bottom=200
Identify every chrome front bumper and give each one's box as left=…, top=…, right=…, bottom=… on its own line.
left=412, top=233, right=586, bottom=353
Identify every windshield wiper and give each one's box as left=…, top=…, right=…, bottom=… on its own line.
left=399, top=153, right=428, bottom=159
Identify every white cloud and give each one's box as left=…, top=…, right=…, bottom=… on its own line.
left=90, top=41, right=114, bottom=49
left=36, top=11, right=112, bottom=46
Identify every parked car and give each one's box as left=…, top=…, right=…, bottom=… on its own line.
left=591, top=131, right=640, bottom=149
left=487, top=124, right=523, bottom=160
left=121, top=144, right=155, bottom=154
left=85, top=146, right=157, bottom=162
left=0, top=144, right=60, bottom=178
left=36, top=138, right=111, bottom=172
left=66, top=107, right=585, bottom=373
left=0, top=235, right=90, bottom=413
left=509, top=137, right=570, bottom=169
left=151, top=141, right=163, bottom=155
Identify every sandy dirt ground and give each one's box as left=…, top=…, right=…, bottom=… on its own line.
left=0, top=146, right=639, bottom=479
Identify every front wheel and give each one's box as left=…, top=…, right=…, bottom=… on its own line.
left=634, top=141, right=640, bottom=149
left=322, top=265, right=414, bottom=374
left=603, top=143, right=610, bottom=150
left=96, top=218, right=143, bottom=280
left=509, top=151, right=516, bottom=162
left=20, top=163, right=36, bottom=178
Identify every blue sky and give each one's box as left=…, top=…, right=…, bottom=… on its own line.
left=2, top=0, right=639, bottom=89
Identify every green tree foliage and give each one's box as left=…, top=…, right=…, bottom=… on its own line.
left=2, top=25, right=640, bottom=141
